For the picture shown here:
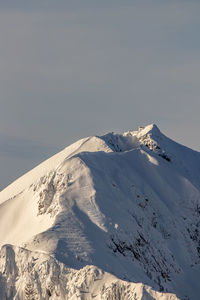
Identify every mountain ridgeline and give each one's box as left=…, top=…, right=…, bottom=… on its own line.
left=0, top=124, right=200, bottom=300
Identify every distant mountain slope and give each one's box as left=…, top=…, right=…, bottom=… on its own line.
left=0, top=124, right=200, bottom=300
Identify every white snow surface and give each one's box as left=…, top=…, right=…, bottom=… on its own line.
left=0, top=124, right=200, bottom=300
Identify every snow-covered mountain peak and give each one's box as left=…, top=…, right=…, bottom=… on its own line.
left=123, top=123, right=160, bottom=138
left=0, top=125, right=200, bottom=299
left=123, top=123, right=162, bottom=148
left=0, top=124, right=162, bottom=202
left=133, top=123, right=160, bottom=138
left=98, top=124, right=162, bottom=153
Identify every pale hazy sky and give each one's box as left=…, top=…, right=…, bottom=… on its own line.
left=1, top=0, right=200, bottom=190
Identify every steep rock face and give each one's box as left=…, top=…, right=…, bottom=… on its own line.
left=0, top=124, right=200, bottom=300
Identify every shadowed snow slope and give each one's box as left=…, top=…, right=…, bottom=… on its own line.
left=0, top=124, right=200, bottom=300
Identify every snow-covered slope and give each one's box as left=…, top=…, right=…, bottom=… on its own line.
left=0, top=124, right=200, bottom=300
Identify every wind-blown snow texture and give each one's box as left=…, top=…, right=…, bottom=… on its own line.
left=0, top=124, right=200, bottom=300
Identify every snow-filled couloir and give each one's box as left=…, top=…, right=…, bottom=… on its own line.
left=0, top=124, right=200, bottom=300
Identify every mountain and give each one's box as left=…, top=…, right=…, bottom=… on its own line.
left=0, top=124, right=200, bottom=300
